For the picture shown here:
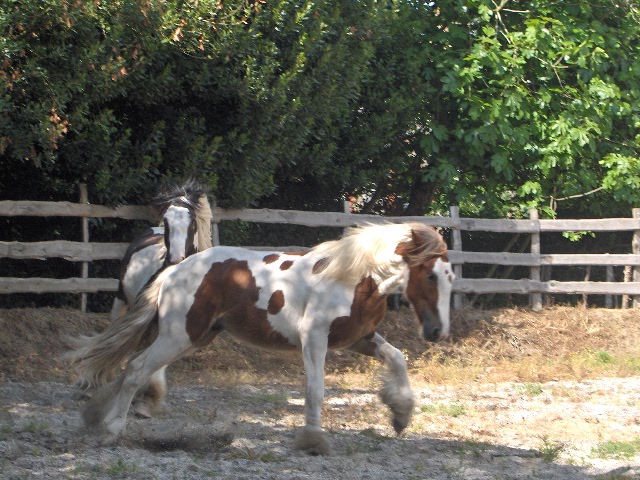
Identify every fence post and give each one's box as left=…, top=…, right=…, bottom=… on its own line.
left=343, top=199, right=352, bottom=236
left=622, top=265, right=631, bottom=309
left=529, top=208, right=542, bottom=311
left=633, top=208, right=640, bottom=308
left=79, top=183, right=89, bottom=313
left=605, top=266, right=614, bottom=308
left=449, top=206, right=463, bottom=310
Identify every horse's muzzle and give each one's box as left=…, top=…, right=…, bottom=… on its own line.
left=167, top=254, right=185, bottom=265
left=421, top=311, right=444, bottom=342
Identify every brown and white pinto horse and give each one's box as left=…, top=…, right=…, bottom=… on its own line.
left=65, top=222, right=454, bottom=455
left=110, top=181, right=213, bottom=321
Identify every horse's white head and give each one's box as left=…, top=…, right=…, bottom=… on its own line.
left=153, top=181, right=212, bottom=266
left=163, top=202, right=197, bottom=265
left=395, top=224, right=454, bottom=342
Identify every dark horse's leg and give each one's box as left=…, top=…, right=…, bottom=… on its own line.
left=348, top=332, right=415, bottom=434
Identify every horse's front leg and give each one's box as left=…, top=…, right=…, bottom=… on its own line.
left=349, top=332, right=415, bottom=434
left=294, top=330, right=331, bottom=455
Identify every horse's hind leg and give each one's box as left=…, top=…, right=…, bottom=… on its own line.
left=83, top=333, right=192, bottom=436
left=348, top=332, right=415, bottom=434
left=131, top=326, right=222, bottom=418
left=131, top=366, right=167, bottom=418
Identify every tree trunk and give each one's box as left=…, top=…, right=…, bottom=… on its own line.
left=404, top=177, right=438, bottom=216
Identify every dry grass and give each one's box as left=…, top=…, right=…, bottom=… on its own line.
left=0, top=306, right=638, bottom=387
left=327, top=305, right=640, bottom=390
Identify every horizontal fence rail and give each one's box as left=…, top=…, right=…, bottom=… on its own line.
left=0, top=200, right=156, bottom=220
left=0, top=197, right=639, bottom=310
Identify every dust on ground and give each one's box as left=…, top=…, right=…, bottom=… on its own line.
left=0, top=306, right=639, bottom=479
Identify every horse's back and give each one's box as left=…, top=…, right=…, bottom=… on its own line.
left=120, top=233, right=165, bottom=304
left=160, top=246, right=318, bottom=307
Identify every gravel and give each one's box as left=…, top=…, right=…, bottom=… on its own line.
left=1, top=378, right=639, bottom=479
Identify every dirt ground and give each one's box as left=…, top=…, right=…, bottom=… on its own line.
left=1, top=306, right=639, bottom=479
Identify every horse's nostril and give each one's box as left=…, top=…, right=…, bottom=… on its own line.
left=423, top=325, right=441, bottom=342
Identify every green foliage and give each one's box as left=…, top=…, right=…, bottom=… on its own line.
left=420, top=401, right=467, bottom=417
left=517, top=383, right=543, bottom=396
left=537, top=436, right=565, bottom=462
left=412, top=0, right=640, bottom=218
left=1, top=0, right=639, bottom=219
left=592, top=438, right=640, bottom=460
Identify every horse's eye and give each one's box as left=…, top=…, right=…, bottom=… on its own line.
left=427, top=273, right=438, bottom=283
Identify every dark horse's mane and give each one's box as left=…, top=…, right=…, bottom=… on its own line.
left=151, top=180, right=209, bottom=214
left=149, top=180, right=213, bottom=250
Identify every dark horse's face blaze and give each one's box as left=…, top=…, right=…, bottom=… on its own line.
left=163, top=204, right=197, bottom=265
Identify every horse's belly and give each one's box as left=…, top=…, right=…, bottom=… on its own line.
left=218, top=307, right=300, bottom=350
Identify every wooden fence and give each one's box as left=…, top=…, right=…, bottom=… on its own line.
left=0, top=195, right=639, bottom=311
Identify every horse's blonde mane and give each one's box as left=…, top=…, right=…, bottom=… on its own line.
left=195, top=195, right=213, bottom=250
left=312, top=222, right=447, bottom=284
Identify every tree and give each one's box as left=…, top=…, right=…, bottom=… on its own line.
left=361, top=0, right=640, bottom=218
left=1, top=0, right=639, bottom=220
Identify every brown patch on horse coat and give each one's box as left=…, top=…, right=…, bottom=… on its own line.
left=263, top=254, right=280, bottom=264
left=328, top=277, right=387, bottom=349
left=312, top=257, right=330, bottom=275
left=268, top=290, right=285, bottom=314
left=280, top=260, right=294, bottom=270
left=186, top=259, right=294, bottom=349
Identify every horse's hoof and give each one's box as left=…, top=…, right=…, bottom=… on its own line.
left=293, top=428, right=331, bottom=456
left=392, top=416, right=408, bottom=435
left=132, top=400, right=153, bottom=419
left=380, top=385, right=414, bottom=435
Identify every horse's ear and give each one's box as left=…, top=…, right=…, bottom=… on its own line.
left=395, top=231, right=419, bottom=260
left=410, top=228, right=423, bottom=248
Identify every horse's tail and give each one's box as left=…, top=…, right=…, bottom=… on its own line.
left=62, top=266, right=176, bottom=388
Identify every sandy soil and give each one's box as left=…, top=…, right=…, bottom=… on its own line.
left=1, top=307, right=639, bottom=479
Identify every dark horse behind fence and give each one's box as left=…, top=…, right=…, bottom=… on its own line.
left=110, top=181, right=212, bottom=322
left=65, top=222, right=454, bottom=455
